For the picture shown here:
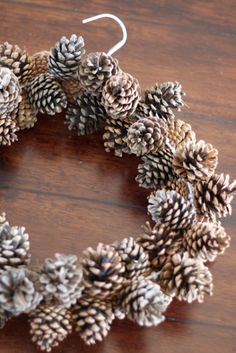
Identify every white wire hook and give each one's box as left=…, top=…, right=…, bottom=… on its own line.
left=82, top=13, right=127, bottom=56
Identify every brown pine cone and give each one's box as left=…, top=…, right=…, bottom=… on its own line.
left=159, top=253, right=213, bottom=302
left=26, top=73, right=67, bottom=115
left=29, top=304, right=73, bottom=352
left=126, top=115, right=166, bottom=156
left=102, top=72, right=141, bottom=119
left=82, top=243, right=125, bottom=300
left=136, top=147, right=177, bottom=189
left=148, top=190, right=196, bottom=230
left=121, top=277, right=171, bottom=326
left=184, top=221, right=230, bottom=262
left=137, top=222, right=182, bottom=270
left=65, top=91, right=106, bottom=136
left=103, top=115, right=136, bottom=157
left=0, top=42, right=33, bottom=84
left=0, top=67, right=22, bottom=116
left=16, top=89, right=38, bottom=129
left=143, top=82, right=185, bottom=122
left=0, top=309, right=12, bottom=329
left=73, top=298, right=114, bottom=345
left=167, top=118, right=196, bottom=149
left=49, top=34, right=85, bottom=80
left=30, top=51, right=49, bottom=78
left=112, top=237, right=151, bottom=279
left=164, top=178, right=193, bottom=201
left=79, top=52, right=119, bottom=95
left=194, top=173, right=236, bottom=218
left=173, top=140, right=218, bottom=182
left=61, top=79, right=81, bottom=103
left=0, top=112, right=19, bottom=146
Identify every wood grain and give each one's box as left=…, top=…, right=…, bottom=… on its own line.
left=0, top=1, right=236, bottom=352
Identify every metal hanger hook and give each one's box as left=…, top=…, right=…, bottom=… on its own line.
left=82, top=13, right=127, bottom=56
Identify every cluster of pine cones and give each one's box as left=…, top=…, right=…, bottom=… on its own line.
left=0, top=34, right=236, bottom=352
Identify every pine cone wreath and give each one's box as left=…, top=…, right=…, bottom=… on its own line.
left=159, top=252, right=213, bottom=302
left=65, top=91, right=106, bottom=136
left=184, top=221, right=230, bottom=262
left=148, top=190, right=196, bottom=230
left=135, top=147, right=177, bottom=189
left=137, top=221, right=181, bottom=270
left=49, top=34, right=85, bottom=80
left=0, top=113, right=19, bottom=146
left=16, top=89, right=38, bottom=129
left=144, top=81, right=185, bottom=122
left=79, top=52, right=119, bottom=95
left=39, top=253, right=83, bottom=308
left=82, top=243, right=125, bottom=300
left=103, top=115, right=135, bottom=157
left=173, top=140, right=218, bottom=182
left=121, top=277, right=172, bottom=327
left=30, top=50, right=49, bottom=78
left=29, top=304, right=73, bottom=352
left=126, top=115, right=166, bottom=156
left=26, top=73, right=67, bottom=115
left=61, top=79, right=81, bottom=103
left=0, top=268, right=42, bottom=315
left=167, top=118, right=196, bottom=149
left=102, top=72, right=141, bottom=119
left=0, top=218, right=30, bottom=270
left=0, top=66, right=22, bottom=116
left=194, top=173, right=236, bottom=218
left=73, top=298, right=114, bottom=345
left=112, top=237, right=151, bottom=279
left=0, top=42, right=33, bottom=84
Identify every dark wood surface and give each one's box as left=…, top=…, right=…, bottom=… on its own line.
left=0, top=1, right=236, bottom=352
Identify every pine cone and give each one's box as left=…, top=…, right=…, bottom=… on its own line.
left=29, top=304, right=73, bottom=352
left=112, top=237, right=151, bottom=279
left=103, top=115, right=136, bottom=157
left=173, top=140, right=218, bottom=182
left=148, top=190, right=196, bottom=230
left=0, top=42, right=33, bottom=84
left=102, top=72, right=141, bottom=119
left=26, top=73, right=67, bottom=115
left=144, top=82, right=185, bottom=122
left=194, top=173, right=236, bottom=218
left=79, top=52, right=119, bottom=95
left=136, top=147, right=177, bottom=189
left=126, top=115, right=166, bottom=156
left=164, top=179, right=193, bottom=201
left=0, top=219, right=30, bottom=270
left=0, top=67, right=21, bottom=116
left=73, top=298, right=114, bottom=345
left=16, top=89, right=38, bottom=129
left=0, top=268, right=42, bottom=315
left=39, top=253, right=83, bottom=308
left=61, top=79, right=81, bottom=103
left=121, top=278, right=171, bottom=327
left=184, top=221, right=230, bottom=262
left=159, top=253, right=213, bottom=302
left=30, top=51, right=49, bottom=78
left=65, top=91, right=106, bottom=136
left=137, top=221, right=181, bottom=270
left=167, top=118, right=196, bottom=149
left=0, top=113, right=19, bottom=146
left=82, top=243, right=125, bottom=300
left=49, top=34, right=85, bottom=80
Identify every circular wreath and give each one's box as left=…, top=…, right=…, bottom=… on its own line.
left=0, top=32, right=235, bottom=352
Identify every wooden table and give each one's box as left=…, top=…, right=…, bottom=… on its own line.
left=0, top=1, right=235, bottom=352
